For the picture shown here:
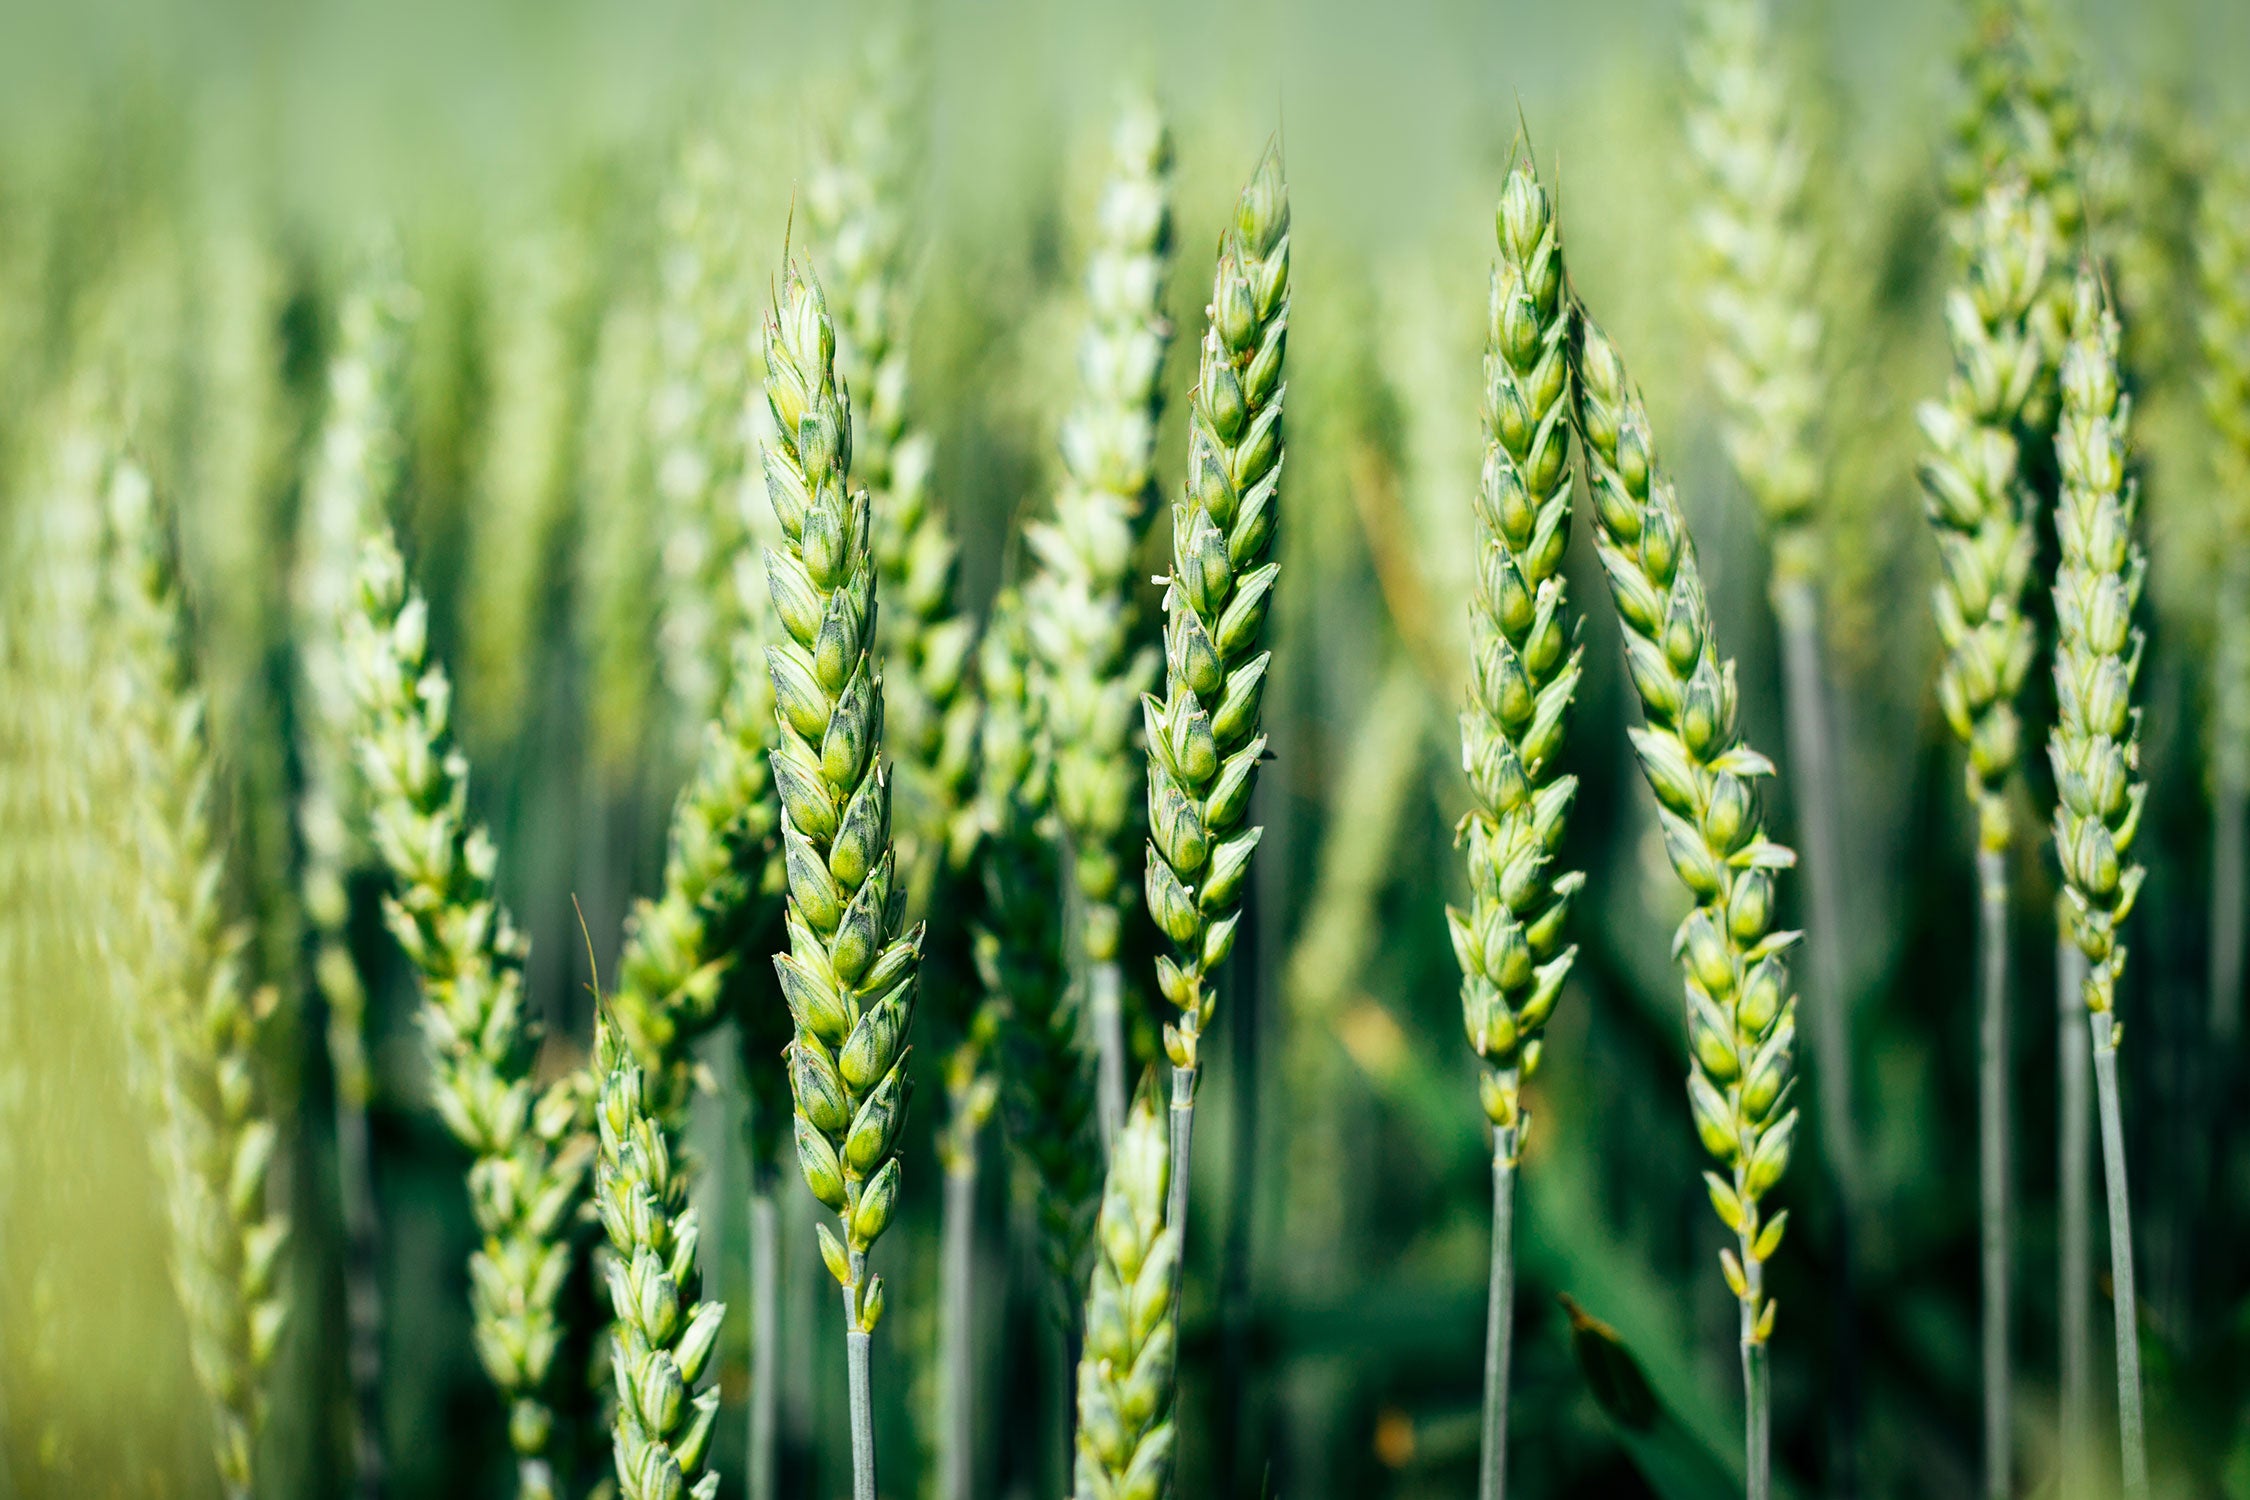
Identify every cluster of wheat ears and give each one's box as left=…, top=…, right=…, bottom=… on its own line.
left=4, top=0, right=2246, bottom=1496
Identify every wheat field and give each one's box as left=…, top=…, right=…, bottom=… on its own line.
left=3, top=1, right=2249, bottom=1498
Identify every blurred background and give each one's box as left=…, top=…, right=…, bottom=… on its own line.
left=4, top=0, right=2250, bottom=1497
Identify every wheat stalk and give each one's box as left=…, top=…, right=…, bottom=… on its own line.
left=1917, top=176, right=2055, bottom=1500
left=103, top=455, right=291, bottom=1500
left=592, top=1016, right=728, bottom=1500
left=293, top=257, right=414, bottom=1500
left=1026, top=99, right=1177, bottom=1153
left=1444, top=156, right=1582, bottom=1500
left=1570, top=305, right=1802, bottom=1500
left=1070, top=1079, right=1178, bottom=1500
left=577, top=294, right=665, bottom=784
left=1144, top=141, right=1290, bottom=1246
left=344, top=520, right=595, bottom=1500
left=758, top=260, right=921, bottom=1500
left=2048, top=265, right=2149, bottom=1500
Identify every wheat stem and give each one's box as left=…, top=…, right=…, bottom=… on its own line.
left=1091, top=962, right=1128, bottom=1154
left=746, top=1174, right=779, bottom=1500
left=941, top=1156, right=977, bottom=1500
left=2057, top=926, right=2093, bottom=1500
left=1480, top=1127, right=1519, bottom=1500
left=2090, top=1024, right=2146, bottom=1496
left=1976, top=844, right=2012, bottom=1500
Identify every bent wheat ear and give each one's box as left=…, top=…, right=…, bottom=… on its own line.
left=759, top=259, right=920, bottom=1500
left=1144, top=141, right=1289, bottom=1242
left=1026, top=99, right=1177, bottom=1152
left=1570, top=305, right=1800, bottom=1500
left=594, top=1019, right=727, bottom=1500
left=2048, top=267, right=2148, bottom=1500
left=1071, top=1080, right=1178, bottom=1500
left=105, top=456, right=289, bottom=1500
left=344, top=522, right=593, bottom=1500
left=1449, top=155, right=1582, bottom=1500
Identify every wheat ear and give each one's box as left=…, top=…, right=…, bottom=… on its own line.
left=1144, top=142, right=1290, bottom=1246
left=1444, top=156, right=1582, bottom=1500
left=1027, top=99, right=1177, bottom=1154
left=105, top=456, right=290, bottom=1500
left=293, top=259, right=414, bottom=1500
left=1571, top=305, right=1802, bottom=1500
left=592, top=1017, right=727, bottom=1500
left=809, top=27, right=980, bottom=909
left=1070, top=1078, right=1178, bottom=1500
left=2049, top=266, right=2149, bottom=1499
left=758, top=260, right=921, bottom=1500
left=1917, top=177, right=2055, bottom=1500
left=344, top=522, right=594, bottom=1500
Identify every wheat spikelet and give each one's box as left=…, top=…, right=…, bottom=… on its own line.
left=1070, top=1081, right=1177, bottom=1500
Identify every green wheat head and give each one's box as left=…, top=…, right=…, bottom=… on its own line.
left=760, top=260, right=921, bottom=1336
left=1144, top=143, right=1290, bottom=1077
left=1571, top=306, right=1802, bottom=1346
left=1071, top=1082, right=1178, bottom=1500
left=1446, top=157, right=1583, bottom=1151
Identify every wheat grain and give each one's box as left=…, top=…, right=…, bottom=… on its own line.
left=103, top=454, right=290, bottom=1500
left=1025, top=99, right=1177, bottom=1152
left=1143, top=141, right=1290, bottom=1243
left=1070, top=1080, right=1178, bottom=1500
left=344, top=519, right=595, bottom=1500
left=1444, top=155, right=1581, bottom=1500
left=758, top=259, right=921, bottom=1500
left=2048, top=265, right=2149, bottom=1499
left=1570, top=304, right=1801, bottom=1500
left=293, top=254, right=415, bottom=1500
left=592, top=1017, right=728, bottom=1500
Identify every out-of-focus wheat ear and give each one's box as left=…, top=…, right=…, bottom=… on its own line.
left=1069, top=1078, right=1177, bottom=1500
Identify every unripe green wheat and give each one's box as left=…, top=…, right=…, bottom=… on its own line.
left=809, top=30, right=980, bottom=905
left=344, top=522, right=594, bottom=1500
left=1571, top=305, right=1801, bottom=1500
left=2048, top=266, right=2149, bottom=1500
left=1143, top=143, right=1289, bottom=1239
left=1446, top=157, right=1581, bottom=1500
left=1025, top=100, right=1177, bottom=1148
left=758, top=260, right=922, bottom=1500
left=104, top=456, right=289, bottom=1500
left=1070, top=1082, right=1178, bottom=1500
left=593, top=1018, right=727, bottom=1500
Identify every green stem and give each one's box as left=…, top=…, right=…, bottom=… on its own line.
left=1773, top=577, right=1861, bottom=1498
left=326, top=969, right=386, bottom=1500
left=748, top=1179, right=778, bottom=1500
left=2058, top=935, right=2092, bottom=1500
left=1167, top=1063, right=1198, bottom=1249
left=2212, top=768, right=2246, bottom=1045
left=2088, top=1014, right=2147, bottom=1499
left=940, top=1154, right=977, bottom=1500
left=1093, top=959, right=1126, bottom=1158
left=1741, top=1301, right=1771, bottom=1500
left=1977, top=842, right=2012, bottom=1500
left=846, top=1322, right=876, bottom=1500
left=1479, top=1125, right=1518, bottom=1500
